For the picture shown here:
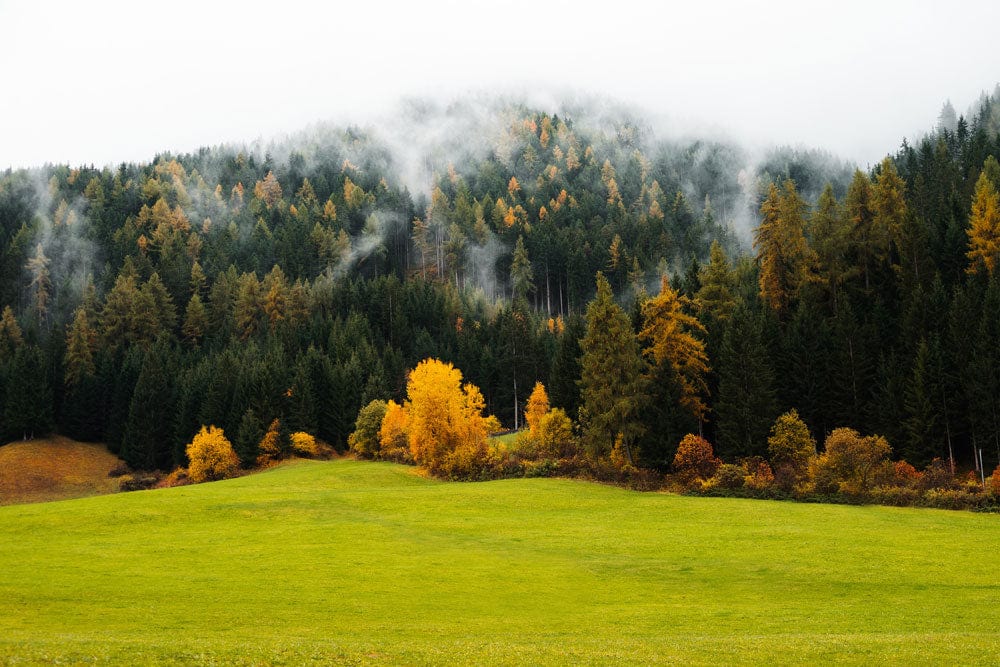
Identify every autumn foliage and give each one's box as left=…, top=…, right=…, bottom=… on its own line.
left=379, top=358, right=496, bottom=477
left=290, top=432, right=318, bottom=457
left=672, top=434, right=721, bottom=482
left=186, top=425, right=239, bottom=483
left=525, top=382, right=550, bottom=437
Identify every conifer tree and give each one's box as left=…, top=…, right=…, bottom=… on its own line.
left=808, top=183, right=852, bottom=311
left=578, top=272, right=646, bottom=462
left=754, top=180, right=814, bottom=313
left=64, top=307, right=96, bottom=387
left=639, top=276, right=710, bottom=422
left=715, top=304, right=778, bottom=459
left=966, top=169, right=1000, bottom=276
left=696, top=241, right=737, bottom=323
left=182, top=293, right=208, bottom=345
left=511, top=235, right=534, bottom=304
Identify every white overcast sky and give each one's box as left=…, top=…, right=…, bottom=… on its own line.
left=1, top=0, right=998, bottom=170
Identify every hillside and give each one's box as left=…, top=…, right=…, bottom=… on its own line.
left=0, top=436, right=123, bottom=505
left=1, top=459, right=998, bottom=664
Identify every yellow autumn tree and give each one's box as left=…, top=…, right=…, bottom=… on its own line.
left=253, top=171, right=283, bottom=208
left=754, top=180, right=815, bottom=313
left=525, top=382, right=550, bottom=437
left=639, top=276, right=710, bottom=421
left=966, top=169, right=1000, bottom=275
left=186, top=425, right=240, bottom=483
left=378, top=400, right=411, bottom=462
left=401, top=358, right=494, bottom=475
left=257, top=418, right=282, bottom=464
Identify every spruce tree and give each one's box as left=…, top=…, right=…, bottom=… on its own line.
left=578, top=272, right=646, bottom=462
left=715, top=304, right=778, bottom=460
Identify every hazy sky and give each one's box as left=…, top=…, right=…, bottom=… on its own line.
left=2, top=0, right=998, bottom=170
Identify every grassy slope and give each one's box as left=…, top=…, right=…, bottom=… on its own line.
left=1, top=460, right=999, bottom=665
left=0, top=437, right=123, bottom=505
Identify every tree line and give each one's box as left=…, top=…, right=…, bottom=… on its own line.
left=1, top=93, right=1000, bottom=493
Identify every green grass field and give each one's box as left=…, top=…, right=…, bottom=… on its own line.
left=2, top=459, right=999, bottom=665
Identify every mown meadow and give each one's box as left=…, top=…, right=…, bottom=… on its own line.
left=2, top=459, right=999, bottom=665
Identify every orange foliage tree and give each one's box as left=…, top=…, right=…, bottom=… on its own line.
left=672, top=434, right=721, bottom=482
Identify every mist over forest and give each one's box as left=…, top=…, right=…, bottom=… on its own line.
left=3, top=87, right=1000, bottom=498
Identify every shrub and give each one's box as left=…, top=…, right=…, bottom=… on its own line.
left=187, top=425, right=240, bottom=483
left=742, top=457, right=775, bottom=491
left=257, top=419, right=282, bottom=465
left=708, top=463, right=745, bottom=490
left=290, top=431, right=319, bottom=457
left=610, top=434, right=636, bottom=472
left=811, top=427, right=892, bottom=496
left=869, top=485, right=920, bottom=507
left=108, top=463, right=130, bottom=478
left=990, top=465, right=1000, bottom=496
left=378, top=400, right=411, bottom=462
left=672, top=434, right=720, bottom=483
left=921, top=488, right=985, bottom=511
left=156, top=468, right=190, bottom=489
left=919, top=458, right=957, bottom=491
left=767, top=409, right=816, bottom=491
left=536, top=408, right=577, bottom=458
left=348, top=399, right=387, bottom=458
left=892, top=460, right=923, bottom=488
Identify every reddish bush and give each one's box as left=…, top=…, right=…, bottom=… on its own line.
left=672, top=434, right=720, bottom=482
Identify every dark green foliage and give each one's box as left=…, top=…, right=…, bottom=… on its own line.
left=2, top=345, right=52, bottom=441
left=715, top=305, right=778, bottom=459
left=578, top=273, right=647, bottom=461
left=2, top=97, right=1000, bottom=478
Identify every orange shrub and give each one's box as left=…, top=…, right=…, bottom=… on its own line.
left=989, top=465, right=1000, bottom=495
left=742, top=457, right=775, bottom=491
left=893, top=460, right=923, bottom=488
left=672, top=434, right=720, bottom=481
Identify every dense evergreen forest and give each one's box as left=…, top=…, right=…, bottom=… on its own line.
left=2, top=92, right=1000, bottom=478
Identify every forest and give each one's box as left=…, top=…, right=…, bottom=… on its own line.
left=2, top=92, right=1000, bottom=500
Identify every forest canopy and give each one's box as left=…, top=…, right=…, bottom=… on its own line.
left=3, top=92, right=1000, bottom=490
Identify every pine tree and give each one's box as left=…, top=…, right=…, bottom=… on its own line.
left=182, top=293, right=208, bottom=345
left=696, top=240, right=737, bottom=323
left=548, top=314, right=583, bottom=419
left=808, top=183, right=852, bottom=311
left=64, top=307, right=96, bottom=387
left=3, top=345, right=52, bottom=441
left=511, top=235, right=534, bottom=304
left=715, top=304, right=778, bottom=459
left=578, top=272, right=646, bottom=462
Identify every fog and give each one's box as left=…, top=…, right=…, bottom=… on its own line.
left=1, top=0, right=998, bottom=170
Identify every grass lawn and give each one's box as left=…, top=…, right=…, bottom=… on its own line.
left=1, top=459, right=999, bottom=664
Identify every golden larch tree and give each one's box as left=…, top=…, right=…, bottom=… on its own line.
left=525, top=382, right=550, bottom=437
left=753, top=180, right=814, bottom=313
left=966, top=170, right=1000, bottom=275
left=639, top=276, right=711, bottom=421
